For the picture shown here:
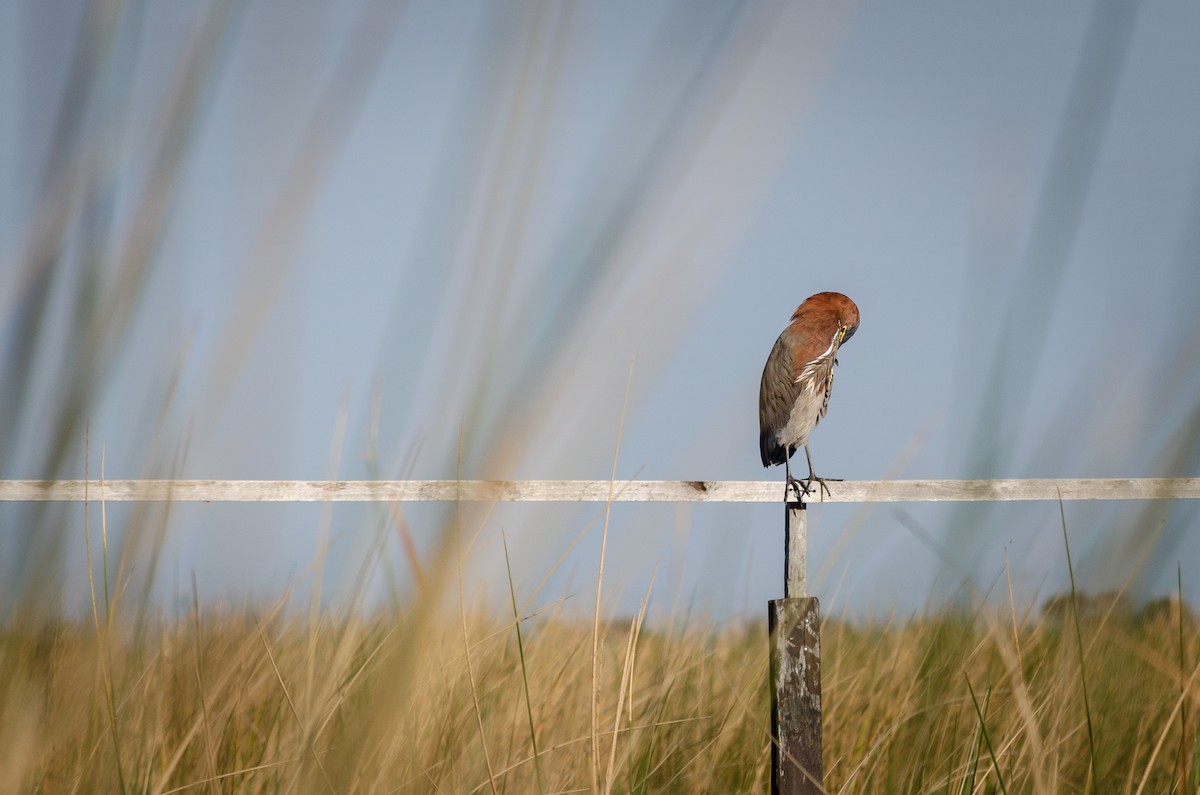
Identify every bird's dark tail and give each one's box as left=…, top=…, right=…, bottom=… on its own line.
left=759, top=430, right=792, bottom=468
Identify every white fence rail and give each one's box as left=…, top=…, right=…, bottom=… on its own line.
left=1, top=478, right=1197, bottom=503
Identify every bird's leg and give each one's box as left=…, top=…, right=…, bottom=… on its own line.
left=784, top=448, right=810, bottom=503
left=803, top=445, right=841, bottom=501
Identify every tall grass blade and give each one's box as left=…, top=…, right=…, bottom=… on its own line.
left=456, top=427, right=499, bottom=795
left=82, top=433, right=125, bottom=793
left=1175, top=564, right=1192, bottom=792
left=607, top=566, right=656, bottom=793
left=592, top=356, right=635, bottom=795
left=1060, top=493, right=1100, bottom=790
left=257, top=621, right=336, bottom=793
left=1132, top=655, right=1200, bottom=795
left=190, top=575, right=218, bottom=795
left=96, top=448, right=127, bottom=794
left=963, top=676, right=1008, bottom=795
left=502, top=529, right=545, bottom=793
left=957, top=685, right=984, bottom=795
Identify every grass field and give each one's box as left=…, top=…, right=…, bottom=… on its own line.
left=2, top=582, right=1195, bottom=794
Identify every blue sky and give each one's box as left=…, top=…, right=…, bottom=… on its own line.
left=3, top=1, right=1198, bottom=619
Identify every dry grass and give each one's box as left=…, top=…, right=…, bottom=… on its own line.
left=1, top=587, right=1196, bottom=794
left=3, top=5, right=1199, bottom=795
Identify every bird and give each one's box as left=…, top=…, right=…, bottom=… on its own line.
left=759, top=292, right=859, bottom=502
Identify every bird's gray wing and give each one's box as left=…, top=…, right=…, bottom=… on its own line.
left=759, top=332, right=803, bottom=466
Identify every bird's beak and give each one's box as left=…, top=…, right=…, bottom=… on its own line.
left=840, top=325, right=856, bottom=344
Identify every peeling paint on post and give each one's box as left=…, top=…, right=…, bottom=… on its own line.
left=770, top=596, right=822, bottom=794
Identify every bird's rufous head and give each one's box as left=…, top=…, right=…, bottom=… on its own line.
left=790, top=291, right=859, bottom=347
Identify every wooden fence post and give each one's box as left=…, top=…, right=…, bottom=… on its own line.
left=785, top=502, right=807, bottom=599
left=770, top=501, right=822, bottom=794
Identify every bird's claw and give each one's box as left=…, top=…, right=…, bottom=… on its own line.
left=809, top=476, right=834, bottom=501
left=797, top=475, right=842, bottom=502
left=785, top=476, right=810, bottom=503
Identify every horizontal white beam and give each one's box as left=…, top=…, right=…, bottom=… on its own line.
left=1, top=478, right=1197, bottom=503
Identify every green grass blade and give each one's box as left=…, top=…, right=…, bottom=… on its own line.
left=964, top=675, right=1008, bottom=795
left=1060, top=492, right=1100, bottom=790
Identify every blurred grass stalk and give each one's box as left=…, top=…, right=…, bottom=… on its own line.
left=945, top=0, right=1200, bottom=609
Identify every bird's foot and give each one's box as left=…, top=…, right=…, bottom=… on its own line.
left=785, top=475, right=811, bottom=504
left=803, top=475, right=842, bottom=502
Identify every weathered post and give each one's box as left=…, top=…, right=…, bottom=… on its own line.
left=784, top=501, right=807, bottom=599
left=770, top=500, right=823, bottom=794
